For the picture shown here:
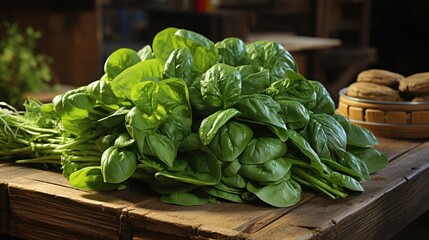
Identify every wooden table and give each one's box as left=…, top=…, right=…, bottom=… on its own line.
left=1, top=136, right=428, bottom=240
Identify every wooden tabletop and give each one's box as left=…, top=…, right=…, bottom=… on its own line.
left=1, top=136, right=428, bottom=240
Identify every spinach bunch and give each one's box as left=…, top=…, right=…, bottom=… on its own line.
left=0, top=27, right=388, bottom=208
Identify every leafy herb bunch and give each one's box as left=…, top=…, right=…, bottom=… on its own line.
left=0, top=21, right=52, bottom=109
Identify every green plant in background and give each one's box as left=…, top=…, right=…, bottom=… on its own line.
left=0, top=21, right=52, bottom=109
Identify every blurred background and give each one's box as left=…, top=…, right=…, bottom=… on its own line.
left=1, top=0, right=428, bottom=100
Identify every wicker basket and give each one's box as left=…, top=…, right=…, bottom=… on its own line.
left=337, top=88, right=429, bottom=139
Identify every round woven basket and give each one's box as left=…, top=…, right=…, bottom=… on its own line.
left=337, top=88, right=429, bottom=139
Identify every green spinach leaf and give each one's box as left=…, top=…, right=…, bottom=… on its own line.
left=239, top=157, right=292, bottom=182
left=246, top=175, right=301, bottom=207
left=236, top=65, right=270, bottom=95
left=215, top=37, right=249, bottom=66
left=163, top=48, right=193, bottom=86
left=200, top=63, right=242, bottom=109
left=208, top=120, right=253, bottom=162
left=277, top=100, right=309, bottom=130
left=247, top=40, right=298, bottom=81
left=173, top=29, right=218, bottom=74
left=347, top=146, right=388, bottom=174
left=104, top=48, right=141, bottom=80
left=69, top=166, right=120, bottom=191
left=110, top=59, right=164, bottom=100
left=101, top=146, right=137, bottom=183
left=309, top=80, right=335, bottom=114
left=199, top=108, right=241, bottom=145
left=234, top=94, right=286, bottom=130
left=239, top=137, right=287, bottom=164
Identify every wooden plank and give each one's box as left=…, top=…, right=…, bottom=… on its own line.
left=250, top=139, right=429, bottom=239
left=373, top=137, right=424, bottom=161
left=394, top=142, right=429, bottom=224
left=6, top=170, right=151, bottom=240
left=1, top=162, right=12, bottom=234
left=127, top=192, right=315, bottom=239
left=1, top=162, right=47, bottom=235
left=128, top=199, right=271, bottom=239
left=406, top=166, right=429, bottom=223
left=252, top=174, right=407, bottom=239
left=1, top=138, right=428, bottom=239
left=0, top=164, right=47, bottom=181
left=0, top=180, right=8, bottom=235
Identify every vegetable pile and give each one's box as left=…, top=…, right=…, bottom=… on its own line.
left=0, top=27, right=388, bottom=207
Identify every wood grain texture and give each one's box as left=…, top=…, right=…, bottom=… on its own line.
left=6, top=171, right=150, bottom=240
left=252, top=139, right=428, bottom=240
left=1, top=138, right=429, bottom=239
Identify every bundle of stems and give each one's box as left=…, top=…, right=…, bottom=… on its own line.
left=0, top=101, right=102, bottom=173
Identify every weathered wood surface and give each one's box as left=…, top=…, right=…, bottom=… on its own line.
left=0, top=137, right=428, bottom=240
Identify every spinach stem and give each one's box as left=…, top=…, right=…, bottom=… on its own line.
left=293, top=167, right=348, bottom=199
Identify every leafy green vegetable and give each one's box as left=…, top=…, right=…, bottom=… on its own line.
left=0, top=26, right=389, bottom=208
left=104, top=48, right=141, bottom=80
left=247, top=40, right=298, bottom=81
left=347, top=146, right=388, bottom=174
left=240, top=157, right=292, bottom=182
left=199, top=108, right=241, bottom=145
left=163, top=48, right=193, bottom=86
left=221, top=159, right=247, bottom=188
left=239, top=137, right=287, bottom=164
left=267, top=70, right=316, bottom=109
left=173, top=29, right=218, bottom=74
left=215, top=37, right=249, bottom=66
left=208, top=120, right=253, bottom=162
left=235, top=94, right=286, bottom=129
left=247, top=174, right=301, bottom=207
left=348, top=124, right=379, bottom=147
left=333, top=114, right=379, bottom=148
left=152, top=27, right=179, bottom=64
left=204, top=186, right=244, bottom=203
left=309, top=80, right=335, bottom=114
left=277, top=100, right=309, bottom=130
left=130, top=81, right=159, bottom=115
left=153, top=27, right=218, bottom=74
left=87, top=79, right=119, bottom=106
left=155, top=149, right=221, bottom=186
left=287, top=130, right=327, bottom=174
left=336, top=149, right=370, bottom=181
left=101, top=146, right=137, bottom=183
left=53, top=86, right=95, bottom=120
left=110, top=59, right=164, bottom=100
left=303, top=113, right=347, bottom=159
left=236, top=65, right=270, bottom=95
left=137, top=45, right=155, bottom=61
left=69, top=166, right=121, bottom=191
left=200, top=63, right=241, bottom=109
